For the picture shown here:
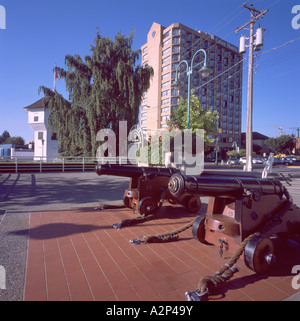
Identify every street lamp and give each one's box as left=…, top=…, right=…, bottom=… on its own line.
left=172, top=49, right=213, bottom=129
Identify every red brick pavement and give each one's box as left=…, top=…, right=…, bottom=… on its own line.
left=24, top=205, right=300, bottom=301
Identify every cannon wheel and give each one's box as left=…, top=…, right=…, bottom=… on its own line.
left=244, top=234, right=276, bottom=274
left=192, top=214, right=211, bottom=244
left=138, top=197, right=158, bottom=216
left=185, top=196, right=202, bottom=213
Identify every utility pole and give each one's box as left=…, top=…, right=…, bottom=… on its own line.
left=272, top=126, right=283, bottom=137
left=235, top=3, right=268, bottom=171
left=291, top=127, right=300, bottom=138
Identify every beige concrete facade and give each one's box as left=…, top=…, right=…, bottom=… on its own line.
left=140, top=22, right=243, bottom=150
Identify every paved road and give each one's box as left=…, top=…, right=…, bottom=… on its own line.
left=0, top=172, right=130, bottom=213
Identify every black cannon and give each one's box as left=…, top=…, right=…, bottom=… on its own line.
left=96, top=164, right=202, bottom=216
left=168, top=173, right=300, bottom=274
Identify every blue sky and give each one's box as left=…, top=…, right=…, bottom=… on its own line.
left=0, top=0, right=299, bottom=144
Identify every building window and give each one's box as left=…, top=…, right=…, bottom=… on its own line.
left=171, top=97, right=178, bottom=105
left=163, top=30, right=171, bottom=39
left=161, top=107, right=170, bottom=113
left=162, top=56, right=171, bottom=64
left=162, top=65, right=170, bottom=73
left=143, top=47, right=148, bottom=53
left=162, top=47, right=171, bottom=56
left=171, top=88, right=179, bottom=96
left=143, top=53, right=148, bottom=60
left=172, top=54, right=179, bottom=62
left=162, top=81, right=170, bottom=88
left=141, top=112, right=147, bottom=118
left=51, top=133, right=57, bottom=140
left=38, top=132, right=43, bottom=140
left=173, top=37, right=180, bottom=45
left=162, top=73, right=170, bottom=81
left=161, top=90, right=169, bottom=97
left=163, top=38, right=171, bottom=47
left=161, top=98, right=170, bottom=105
left=161, top=115, right=170, bottom=122
left=173, top=29, right=180, bottom=36
left=172, top=45, right=180, bottom=54
left=34, top=116, right=39, bottom=122
left=141, top=119, right=147, bottom=125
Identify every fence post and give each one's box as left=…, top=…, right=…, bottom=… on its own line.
left=15, top=157, right=18, bottom=173
left=62, top=157, right=65, bottom=172
left=0, top=265, right=6, bottom=290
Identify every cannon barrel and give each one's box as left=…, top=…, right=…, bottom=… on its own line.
left=96, top=163, right=178, bottom=178
left=168, top=173, right=285, bottom=198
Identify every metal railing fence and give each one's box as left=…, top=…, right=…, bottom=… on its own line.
left=0, top=156, right=137, bottom=173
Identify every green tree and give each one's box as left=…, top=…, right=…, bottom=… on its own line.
left=226, top=150, right=239, bottom=157
left=227, top=148, right=256, bottom=158
left=168, top=90, right=219, bottom=151
left=0, top=131, right=25, bottom=145
left=265, top=135, right=296, bottom=155
left=0, top=130, right=10, bottom=144
left=4, top=136, right=25, bottom=145
left=39, top=30, right=153, bottom=157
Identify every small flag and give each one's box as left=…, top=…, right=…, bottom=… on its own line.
left=53, top=63, right=58, bottom=92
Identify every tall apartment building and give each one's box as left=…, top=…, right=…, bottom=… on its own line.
left=140, top=22, right=243, bottom=151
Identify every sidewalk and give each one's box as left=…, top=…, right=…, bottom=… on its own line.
left=23, top=205, right=300, bottom=301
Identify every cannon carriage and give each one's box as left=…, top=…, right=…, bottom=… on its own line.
left=96, top=164, right=202, bottom=216
left=168, top=173, right=300, bottom=274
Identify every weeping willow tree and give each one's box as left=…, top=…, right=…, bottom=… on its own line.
left=39, top=30, right=153, bottom=157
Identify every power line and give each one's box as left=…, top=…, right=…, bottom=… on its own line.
left=254, top=47, right=300, bottom=72
left=259, top=36, right=300, bottom=55
left=176, top=3, right=247, bottom=62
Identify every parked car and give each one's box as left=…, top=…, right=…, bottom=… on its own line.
left=285, top=155, right=296, bottom=162
left=226, top=157, right=239, bottom=165
left=253, top=157, right=263, bottom=164
left=239, top=157, right=246, bottom=164
left=272, top=157, right=293, bottom=166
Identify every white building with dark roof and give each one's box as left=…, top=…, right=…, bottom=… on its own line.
left=24, top=98, right=58, bottom=161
